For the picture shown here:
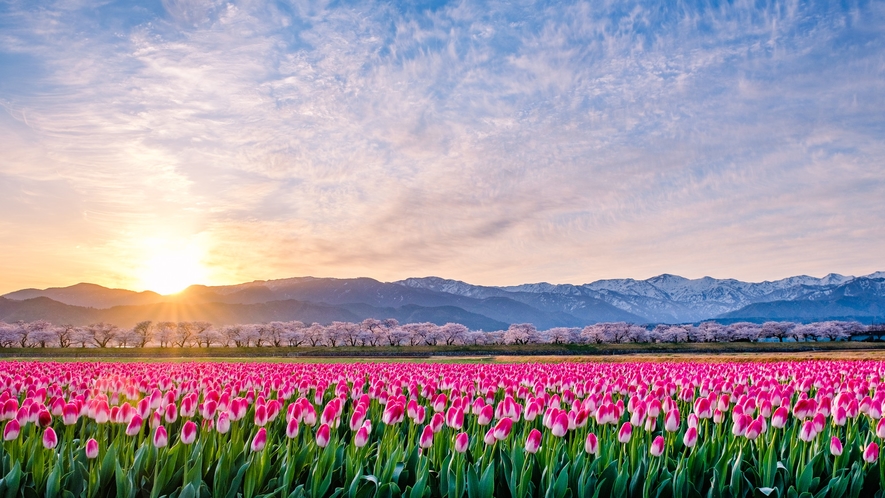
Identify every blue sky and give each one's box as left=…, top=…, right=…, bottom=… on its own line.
left=1, top=0, right=883, bottom=293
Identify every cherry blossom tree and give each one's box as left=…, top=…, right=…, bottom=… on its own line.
left=504, top=323, right=540, bottom=345
left=304, top=323, right=325, bottom=347
left=86, top=322, right=118, bottom=348
left=131, top=321, right=153, bottom=347
left=439, top=323, right=468, bottom=345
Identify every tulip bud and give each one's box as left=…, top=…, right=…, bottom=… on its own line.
left=216, top=413, right=231, bottom=434
left=745, top=419, right=763, bottom=440
left=683, top=426, right=698, bottom=448
left=153, top=425, right=168, bottom=448
left=3, top=420, right=19, bottom=441
left=477, top=405, right=493, bottom=426
left=664, top=408, right=680, bottom=432
left=585, top=433, right=599, bottom=455
left=524, top=429, right=542, bottom=454
left=771, top=407, right=789, bottom=429
left=164, top=404, right=177, bottom=424
left=181, top=421, right=197, bottom=445
left=62, top=403, right=79, bottom=425
left=125, top=415, right=143, bottom=437
left=316, top=423, right=331, bottom=448
left=798, top=420, right=816, bottom=442
left=551, top=412, right=568, bottom=437
left=354, top=426, right=370, bottom=448
left=286, top=418, right=300, bottom=439
left=864, top=442, right=879, bottom=463
left=42, top=427, right=58, bottom=449
left=650, top=435, right=665, bottom=457
left=251, top=427, right=268, bottom=452
left=830, top=437, right=843, bottom=456
left=483, top=428, right=496, bottom=445
left=85, top=438, right=99, bottom=459
left=618, top=422, right=632, bottom=444
left=493, top=417, right=513, bottom=440
left=454, top=432, right=469, bottom=453
left=38, top=410, right=52, bottom=428
left=419, top=425, right=434, bottom=449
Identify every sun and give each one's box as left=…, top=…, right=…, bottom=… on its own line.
left=137, top=246, right=208, bottom=295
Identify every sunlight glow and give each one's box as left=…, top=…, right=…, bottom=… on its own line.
left=136, top=243, right=208, bottom=295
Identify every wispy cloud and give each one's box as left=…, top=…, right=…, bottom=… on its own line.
left=1, top=0, right=883, bottom=292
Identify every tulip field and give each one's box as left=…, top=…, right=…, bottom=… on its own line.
left=2, top=361, right=885, bottom=497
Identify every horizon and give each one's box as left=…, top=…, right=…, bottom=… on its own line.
left=2, top=0, right=884, bottom=295
left=3, top=269, right=884, bottom=297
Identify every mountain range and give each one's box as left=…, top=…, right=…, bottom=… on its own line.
left=2, top=272, right=884, bottom=329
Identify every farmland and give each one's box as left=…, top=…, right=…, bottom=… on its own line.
left=1, top=359, right=885, bottom=497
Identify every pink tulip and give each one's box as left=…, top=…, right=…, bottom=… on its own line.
left=683, top=426, right=698, bottom=448
left=85, top=438, right=99, bottom=459
left=664, top=408, right=680, bottom=432
left=525, top=429, right=542, bottom=453
left=798, top=420, right=816, bottom=442
left=316, top=423, right=331, bottom=448
left=124, top=415, right=143, bottom=436
left=3, top=420, right=19, bottom=441
left=478, top=405, right=493, bottom=426
left=153, top=426, right=168, bottom=448
left=419, top=425, right=434, bottom=449
left=833, top=406, right=848, bottom=426
left=381, top=403, right=404, bottom=425
left=864, top=442, right=879, bottom=463
left=446, top=407, right=465, bottom=430
left=354, top=426, right=370, bottom=448
left=771, top=407, right=789, bottom=429
left=618, top=422, right=632, bottom=444
left=216, top=413, right=231, bottom=434
left=745, top=419, right=763, bottom=440
left=37, top=410, right=51, bottom=428
left=585, top=433, right=599, bottom=455
left=164, top=404, right=177, bottom=424
left=251, top=427, right=268, bottom=452
left=454, top=432, right=469, bottom=453
left=181, top=421, right=197, bottom=445
left=94, top=400, right=110, bottom=424
left=493, top=417, right=513, bottom=440
left=286, top=418, right=300, bottom=439
left=42, top=427, right=57, bottom=449
left=551, top=412, right=569, bottom=437
left=483, top=428, right=496, bottom=445
left=876, top=419, right=885, bottom=439
left=254, top=405, right=268, bottom=427
left=62, top=403, right=79, bottom=425
left=650, top=435, right=665, bottom=457
left=830, top=437, right=843, bottom=456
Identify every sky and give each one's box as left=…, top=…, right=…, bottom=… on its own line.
left=1, top=0, right=884, bottom=294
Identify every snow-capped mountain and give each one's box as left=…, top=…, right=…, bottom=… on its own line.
left=4, top=272, right=883, bottom=327
left=400, top=272, right=885, bottom=323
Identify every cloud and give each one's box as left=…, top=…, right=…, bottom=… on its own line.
left=0, top=0, right=883, bottom=292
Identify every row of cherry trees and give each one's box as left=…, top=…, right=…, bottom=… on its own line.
left=0, top=318, right=872, bottom=348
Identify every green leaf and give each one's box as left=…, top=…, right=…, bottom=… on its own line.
left=2, top=462, right=22, bottom=498
left=481, top=463, right=495, bottom=498
left=466, top=466, right=480, bottom=498
left=45, top=460, right=62, bottom=498
left=553, top=464, right=570, bottom=498
left=180, top=483, right=197, bottom=498
left=225, top=462, right=252, bottom=498
left=729, top=451, right=743, bottom=498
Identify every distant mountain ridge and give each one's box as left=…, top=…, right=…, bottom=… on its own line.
left=2, top=272, right=884, bottom=328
